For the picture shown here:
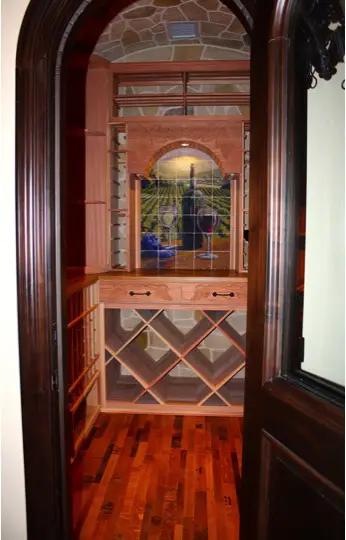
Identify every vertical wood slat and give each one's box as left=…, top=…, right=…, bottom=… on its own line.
left=85, top=56, right=110, bottom=273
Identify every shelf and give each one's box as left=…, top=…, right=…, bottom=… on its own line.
left=219, top=370, right=245, bottom=405
left=103, top=307, right=247, bottom=412
left=185, top=338, right=244, bottom=387
left=109, top=208, right=127, bottom=214
left=151, top=363, right=210, bottom=405
left=106, top=359, right=144, bottom=402
left=135, top=392, right=160, bottom=405
left=202, top=393, right=227, bottom=406
left=145, top=309, right=214, bottom=356
left=109, top=125, right=129, bottom=271
left=72, top=375, right=100, bottom=456
left=85, top=130, right=106, bottom=137
left=218, top=311, right=247, bottom=353
left=116, top=326, right=179, bottom=386
left=105, top=308, right=145, bottom=353
left=109, top=148, right=128, bottom=154
left=203, top=310, right=230, bottom=325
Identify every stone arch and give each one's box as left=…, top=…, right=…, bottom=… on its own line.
left=144, top=140, right=225, bottom=178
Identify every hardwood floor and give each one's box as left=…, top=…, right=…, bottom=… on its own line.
left=72, top=413, right=242, bottom=540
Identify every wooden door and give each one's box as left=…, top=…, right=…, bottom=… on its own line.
left=241, top=1, right=345, bottom=539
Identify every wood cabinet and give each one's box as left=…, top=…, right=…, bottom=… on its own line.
left=98, top=273, right=247, bottom=415
left=100, top=275, right=247, bottom=308
left=79, top=58, right=250, bottom=277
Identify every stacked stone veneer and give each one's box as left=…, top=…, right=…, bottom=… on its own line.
left=95, top=0, right=250, bottom=63
left=94, top=1, right=250, bottom=117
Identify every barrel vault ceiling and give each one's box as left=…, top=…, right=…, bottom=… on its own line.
left=94, top=0, right=250, bottom=63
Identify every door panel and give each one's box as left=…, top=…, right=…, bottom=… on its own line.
left=263, top=380, right=344, bottom=489
left=241, top=0, right=345, bottom=538
left=260, top=432, right=344, bottom=540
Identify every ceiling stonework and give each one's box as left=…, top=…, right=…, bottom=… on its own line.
left=94, top=0, right=250, bottom=62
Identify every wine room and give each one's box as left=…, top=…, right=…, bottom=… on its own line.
left=66, top=1, right=250, bottom=537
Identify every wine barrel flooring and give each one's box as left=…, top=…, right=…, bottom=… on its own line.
left=72, top=413, right=242, bottom=540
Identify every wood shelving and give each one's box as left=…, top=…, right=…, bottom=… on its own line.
left=67, top=58, right=249, bottom=448
left=219, top=370, right=245, bottom=405
left=152, top=366, right=211, bottom=405
left=186, top=344, right=244, bottom=387
left=103, top=306, right=246, bottom=414
left=109, top=126, right=128, bottom=271
left=67, top=281, right=101, bottom=459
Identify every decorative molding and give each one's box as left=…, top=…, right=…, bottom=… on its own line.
left=127, top=118, right=243, bottom=177
left=144, top=139, right=225, bottom=177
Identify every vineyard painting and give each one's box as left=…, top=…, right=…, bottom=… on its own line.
left=141, top=148, right=231, bottom=270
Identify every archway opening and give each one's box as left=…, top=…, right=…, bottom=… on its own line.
left=68, top=1, right=251, bottom=530
left=16, top=0, right=253, bottom=538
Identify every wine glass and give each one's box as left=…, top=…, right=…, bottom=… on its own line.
left=196, top=207, right=220, bottom=259
left=158, top=204, right=178, bottom=246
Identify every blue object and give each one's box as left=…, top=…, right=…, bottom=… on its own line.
left=141, top=233, right=176, bottom=258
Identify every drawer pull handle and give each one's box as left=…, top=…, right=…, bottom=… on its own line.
left=129, top=291, right=151, bottom=297
left=212, top=292, right=235, bottom=298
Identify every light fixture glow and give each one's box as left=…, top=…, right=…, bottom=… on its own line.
left=181, top=142, right=189, bottom=147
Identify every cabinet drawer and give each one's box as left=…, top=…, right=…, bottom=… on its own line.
left=181, top=281, right=247, bottom=309
left=100, top=280, right=181, bottom=304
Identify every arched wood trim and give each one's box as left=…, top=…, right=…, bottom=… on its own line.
left=16, top=1, right=254, bottom=539
left=144, top=140, right=226, bottom=178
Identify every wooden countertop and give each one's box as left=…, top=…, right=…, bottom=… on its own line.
left=67, top=269, right=248, bottom=296
left=99, top=269, right=248, bottom=282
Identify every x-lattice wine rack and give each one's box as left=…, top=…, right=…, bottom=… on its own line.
left=103, top=307, right=246, bottom=414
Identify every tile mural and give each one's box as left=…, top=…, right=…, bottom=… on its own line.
left=140, top=148, right=231, bottom=270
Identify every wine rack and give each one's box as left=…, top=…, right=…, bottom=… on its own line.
left=67, top=280, right=101, bottom=458
left=103, top=307, right=246, bottom=414
left=109, top=124, right=128, bottom=270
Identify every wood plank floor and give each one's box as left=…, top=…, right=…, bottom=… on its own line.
left=72, top=413, right=242, bottom=540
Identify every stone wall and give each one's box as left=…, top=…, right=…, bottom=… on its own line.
left=94, top=0, right=250, bottom=63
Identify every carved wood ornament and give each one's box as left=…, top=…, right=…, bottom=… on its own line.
left=300, top=0, right=345, bottom=88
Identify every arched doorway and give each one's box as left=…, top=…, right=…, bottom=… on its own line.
left=16, top=0, right=344, bottom=539
left=16, top=2, right=254, bottom=538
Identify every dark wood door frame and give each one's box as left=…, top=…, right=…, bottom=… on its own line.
left=16, top=1, right=254, bottom=538
left=18, top=0, right=344, bottom=537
